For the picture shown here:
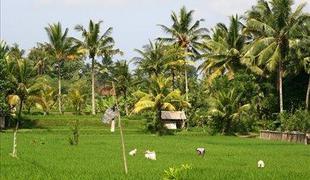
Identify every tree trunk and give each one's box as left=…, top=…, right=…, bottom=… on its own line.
left=11, top=121, right=19, bottom=158
left=184, top=66, right=189, bottom=102
left=278, top=61, right=284, bottom=113
left=58, top=62, right=62, bottom=114
left=11, top=100, right=23, bottom=158
left=124, top=93, right=129, bottom=116
left=172, top=69, right=175, bottom=90
left=157, top=105, right=163, bottom=131
left=306, top=75, right=310, bottom=110
left=91, top=57, right=96, bottom=115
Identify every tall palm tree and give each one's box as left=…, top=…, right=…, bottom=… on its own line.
left=291, top=20, right=310, bottom=109
left=133, top=41, right=167, bottom=78
left=242, top=0, right=309, bottom=113
left=28, top=45, right=52, bottom=76
left=158, top=6, right=209, bottom=100
left=44, top=22, right=79, bottom=114
left=112, top=60, right=132, bottom=115
left=163, top=44, right=195, bottom=90
left=75, top=20, right=120, bottom=115
left=199, top=15, right=246, bottom=82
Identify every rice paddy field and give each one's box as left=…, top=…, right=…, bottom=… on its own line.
left=0, top=114, right=309, bottom=180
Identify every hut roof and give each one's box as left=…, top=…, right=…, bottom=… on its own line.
left=98, top=86, right=115, bottom=96
left=161, top=111, right=186, bottom=120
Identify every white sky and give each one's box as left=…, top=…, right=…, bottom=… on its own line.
left=1, top=0, right=309, bottom=61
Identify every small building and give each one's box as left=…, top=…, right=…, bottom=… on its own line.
left=98, top=86, right=115, bottom=96
left=161, top=111, right=186, bottom=129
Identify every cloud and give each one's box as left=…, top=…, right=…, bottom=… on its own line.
left=199, top=0, right=256, bottom=16
left=36, top=0, right=138, bottom=7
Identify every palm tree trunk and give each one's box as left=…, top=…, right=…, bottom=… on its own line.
left=172, top=69, right=175, bottom=90
left=278, top=61, right=284, bottom=113
left=11, top=100, right=23, bottom=158
left=91, top=57, right=96, bottom=115
left=306, top=75, right=310, bottom=110
left=11, top=121, right=19, bottom=158
left=183, top=46, right=189, bottom=102
left=124, top=92, right=129, bottom=116
left=58, top=62, right=62, bottom=114
left=184, top=66, right=189, bottom=102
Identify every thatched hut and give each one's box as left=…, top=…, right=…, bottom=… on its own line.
left=98, top=86, right=115, bottom=96
left=161, top=111, right=186, bottom=129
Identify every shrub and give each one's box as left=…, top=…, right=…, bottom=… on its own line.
left=280, top=109, right=310, bottom=133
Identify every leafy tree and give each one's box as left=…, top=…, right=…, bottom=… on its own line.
left=0, top=41, right=11, bottom=122
left=242, top=0, right=309, bottom=113
left=75, top=20, right=121, bottom=115
left=44, top=22, right=80, bottom=114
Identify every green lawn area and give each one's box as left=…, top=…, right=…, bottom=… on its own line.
left=0, top=114, right=309, bottom=180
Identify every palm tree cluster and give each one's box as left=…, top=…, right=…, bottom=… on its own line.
left=0, top=0, right=309, bottom=136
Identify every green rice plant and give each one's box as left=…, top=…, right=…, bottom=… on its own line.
left=68, top=119, right=79, bottom=145
left=163, top=164, right=192, bottom=180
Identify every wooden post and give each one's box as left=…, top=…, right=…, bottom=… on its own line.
left=112, top=82, right=128, bottom=174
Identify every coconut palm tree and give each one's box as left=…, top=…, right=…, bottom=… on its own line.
left=199, top=15, right=246, bottom=82
left=164, top=44, right=194, bottom=90
left=44, top=22, right=79, bottom=114
left=290, top=20, right=310, bottom=110
left=75, top=20, right=121, bottom=115
left=27, top=76, right=56, bottom=115
left=208, top=88, right=251, bottom=134
left=158, top=6, right=209, bottom=100
left=28, top=45, right=52, bottom=76
left=112, top=60, right=132, bottom=115
left=0, top=41, right=9, bottom=60
left=133, top=41, right=167, bottom=78
left=6, top=56, right=35, bottom=157
left=242, top=0, right=309, bottom=113
left=133, top=75, right=190, bottom=131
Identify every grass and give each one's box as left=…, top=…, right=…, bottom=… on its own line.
left=1, top=114, right=310, bottom=179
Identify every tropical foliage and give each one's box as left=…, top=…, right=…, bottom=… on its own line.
left=1, top=0, right=310, bottom=136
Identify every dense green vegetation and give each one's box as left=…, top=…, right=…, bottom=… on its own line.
left=1, top=115, right=310, bottom=179
left=1, top=0, right=309, bottom=135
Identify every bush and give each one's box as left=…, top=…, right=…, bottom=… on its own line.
left=280, top=109, right=310, bottom=133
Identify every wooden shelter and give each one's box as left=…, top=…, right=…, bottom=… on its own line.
left=98, top=86, right=116, bottom=96
left=161, top=111, right=186, bottom=129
